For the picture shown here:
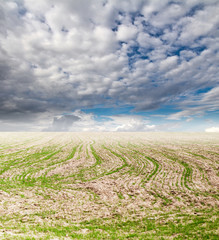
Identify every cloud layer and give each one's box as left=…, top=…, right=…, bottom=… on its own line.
left=0, top=0, right=219, bottom=131
left=205, top=127, right=219, bottom=133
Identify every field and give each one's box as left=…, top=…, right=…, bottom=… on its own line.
left=0, top=132, right=218, bottom=239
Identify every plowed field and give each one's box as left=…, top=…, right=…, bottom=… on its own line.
left=0, top=133, right=218, bottom=239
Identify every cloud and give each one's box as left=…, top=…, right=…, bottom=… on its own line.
left=107, top=115, right=153, bottom=132
left=159, top=56, right=178, bottom=72
left=44, top=110, right=96, bottom=132
left=168, top=86, right=219, bottom=120
left=178, top=5, right=219, bottom=45
left=48, top=114, right=80, bottom=131
left=205, top=127, right=219, bottom=133
left=0, top=0, right=219, bottom=131
left=43, top=110, right=160, bottom=132
left=116, top=24, right=138, bottom=42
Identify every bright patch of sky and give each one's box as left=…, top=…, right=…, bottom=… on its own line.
left=0, top=0, right=218, bottom=132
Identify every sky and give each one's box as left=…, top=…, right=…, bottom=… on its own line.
left=0, top=0, right=219, bottom=132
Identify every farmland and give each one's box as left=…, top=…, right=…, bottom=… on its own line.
left=0, top=132, right=218, bottom=239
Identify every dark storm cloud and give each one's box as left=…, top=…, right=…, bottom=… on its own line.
left=0, top=0, right=219, bottom=131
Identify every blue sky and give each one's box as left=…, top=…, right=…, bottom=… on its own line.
left=0, top=0, right=219, bottom=132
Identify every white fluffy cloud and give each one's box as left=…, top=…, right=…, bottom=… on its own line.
left=117, top=24, right=138, bottom=42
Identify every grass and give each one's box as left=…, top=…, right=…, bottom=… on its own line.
left=0, top=132, right=218, bottom=239
left=0, top=209, right=218, bottom=239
